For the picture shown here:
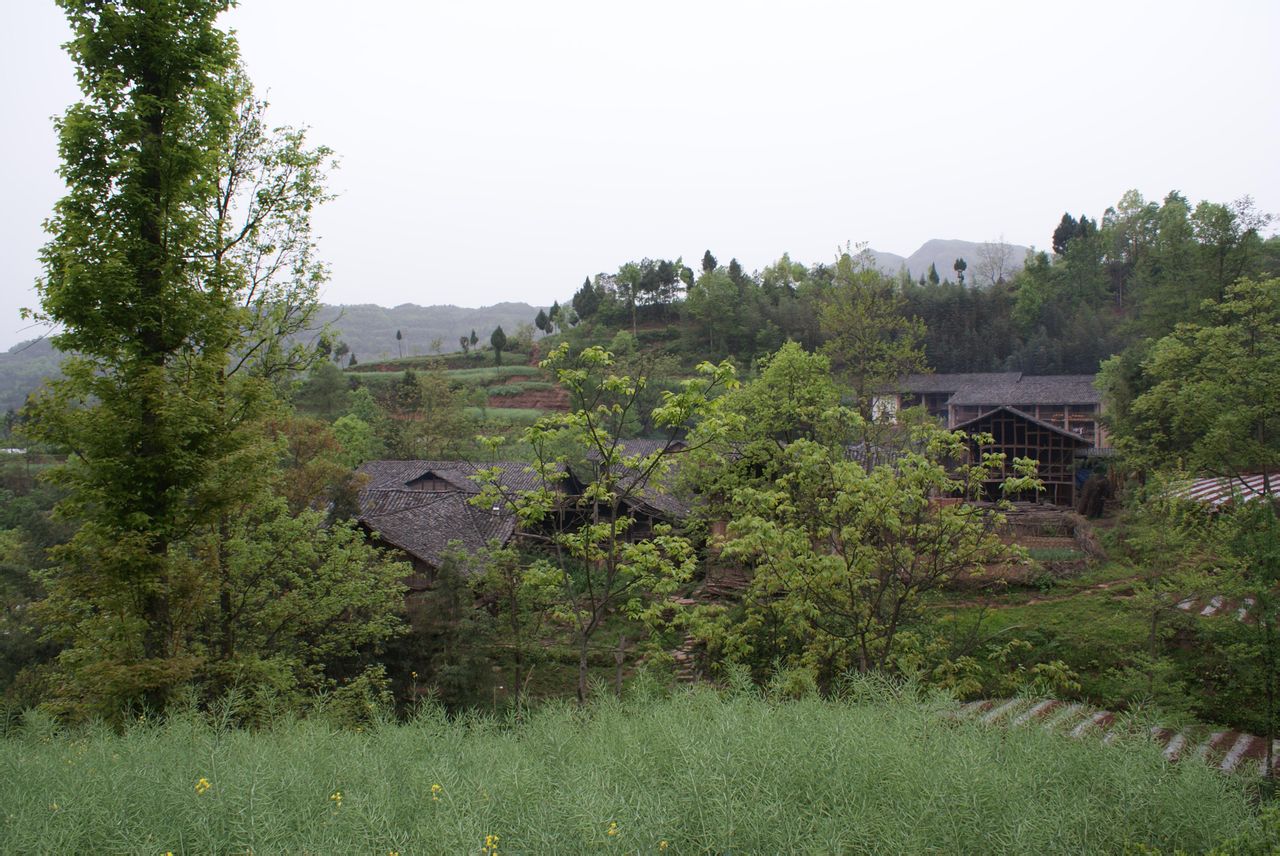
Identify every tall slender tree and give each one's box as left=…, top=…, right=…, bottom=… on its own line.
left=490, top=326, right=507, bottom=365
left=24, top=0, right=356, bottom=713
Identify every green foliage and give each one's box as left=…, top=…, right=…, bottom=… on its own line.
left=17, top=3, right=411, bottom=721
left=1026, top=547, right=1087, bottom=562
left=441, top=364, right=541, bottom=384
left=819, top=246, right=927, bottom=419
left=330, top=414, right=382, bottom=468
left=472, top=542, right=558, bottom=697
left=1119, top=277, right=1280, bottom=479
left=681, top=261, right=782, bottom=361
left=490, top=326, right=507, bottom=365
left=681, top=342, right=841, bottom=521
left=464, top=407, right=546, bottom=426
left=0, top=690, right=1265, bottom=854
left=717, top=419, right=1039, bottom=685
left=391, top=546, right=493, bottom=710
left=484, top=381, right=555, bottom=397
left=474, top=343, right=735, bottom=701
left=571, top=276, right=601, bottom=321
left=292, top=360, right=351, bottom=420
left=23, top=1, right=326, bottom=711
left=385, top=367, right=473, bottom=460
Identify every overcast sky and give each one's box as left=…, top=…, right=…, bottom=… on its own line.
left=3, top=1, right=1278, bottom=351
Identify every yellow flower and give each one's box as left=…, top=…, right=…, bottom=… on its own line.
left=389, top=851, right=400, bottom=856
left=49, top=803, right=59, bottom=811
left=195, top=777, right=211, bottom=795
left=431, top=782, right=442, bottom=801
left=329, top=790, right=343, bottom=807
left=411, top=671, right=418, bottom=679
left=607, top=821, right=619, bottom=836
left=659, top=842, right=669, bottom=851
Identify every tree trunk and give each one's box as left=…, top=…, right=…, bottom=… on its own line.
left=136, top=66, right=174, bottom=677
left=614, top=635, right=627, bottom=698
left=577, top=635, right=590, bottom=704
left=1267, top=614, right=1275, bottom=780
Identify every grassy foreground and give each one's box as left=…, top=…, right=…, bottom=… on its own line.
left=1, top=684, right=1272, bottom=855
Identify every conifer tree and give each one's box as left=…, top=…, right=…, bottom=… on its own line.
left=490, top=326, right=507, bottom=365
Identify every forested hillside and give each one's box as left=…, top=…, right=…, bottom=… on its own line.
left=530, top=197, right=1278, bottom=380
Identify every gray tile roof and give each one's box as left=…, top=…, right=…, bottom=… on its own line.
left=356, top=459, right=549, bottom=569
left=946, top=375, right=1100, bottom=406
left=898, top=372, right=1022, bottom=395
left=895, top=372, right=1100, bottom=406
left=358, top=459, right=547, bottom=495
left=357, top=445, right=693, bottom=570
left=359, top=490, right=516, bottom=569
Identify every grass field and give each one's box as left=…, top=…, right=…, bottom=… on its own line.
left=350, top=353, right=533, bottom=372
left=465, top=407, right=546, bottom=425
left=2, top=684, right=1271, bottom=854
left=446, top=365, right=545, bottom=384
left=485, top=381, right=556, bottom=396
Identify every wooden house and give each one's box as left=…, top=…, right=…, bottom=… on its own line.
left=954, top=406, right=1090, bottom=507
left=355, top=445, right=692, bottom=580
left=355, top=460, right=544, bottom=586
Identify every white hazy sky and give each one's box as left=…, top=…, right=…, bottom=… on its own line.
left=3, top=1, right=1278, bottom=350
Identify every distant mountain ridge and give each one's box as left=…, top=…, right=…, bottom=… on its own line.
left=0, top=301, right=546, bottom=413
left=869, top=239, right=1032, bottom=283
left=315, top=301, right=543, bottom=363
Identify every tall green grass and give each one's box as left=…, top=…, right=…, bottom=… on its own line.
left=446, top=365, right=544, bottom=384
left=1027, top=546, right=1087, bottom=562
left=1, top=683, right=1269, bottom=854
left=465, top=407, right=546, bottom=425
left=485, top=381, right=556, bottom=397
left=344, top=366, right=542, bottom=387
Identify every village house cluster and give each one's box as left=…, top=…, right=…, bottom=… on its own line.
left=359, top=372, right=1116, bottom=574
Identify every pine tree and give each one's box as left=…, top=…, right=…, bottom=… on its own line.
left=490, top=326, right=507, bottom=365
left=572, top=277, right=600, bottom=320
